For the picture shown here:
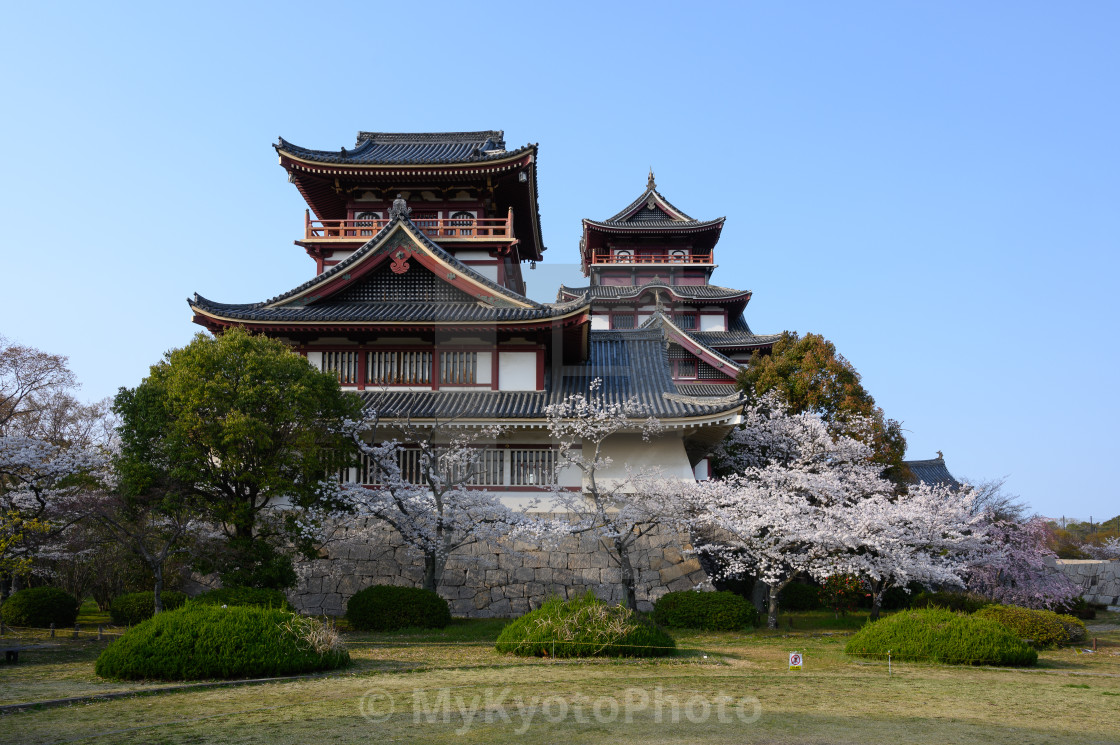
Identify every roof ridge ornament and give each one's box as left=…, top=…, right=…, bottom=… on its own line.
left=389, top=193, right=412, bottom=221
left=647, top=167, right=656, bottom=191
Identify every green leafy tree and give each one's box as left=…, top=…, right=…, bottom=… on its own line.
left=737, top=331, right=909, bottom=482
left=114, top=328, right=363, bottom=588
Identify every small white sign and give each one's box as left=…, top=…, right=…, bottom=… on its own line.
left=789, top=652, right=803, bottom=670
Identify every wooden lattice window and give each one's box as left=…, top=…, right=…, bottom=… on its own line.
left=355, top=211, right=380, bottom=236
left=321, top=351, right=359, bottom=384
left=440, top=351, right=478, bottom=385
left=511, top=449, right=556, bottom=486
left=673, top=313, right=697, bottom=329
left=611, top=314, right=636, bottom=329
left=367, top=350, right=432, bottom=386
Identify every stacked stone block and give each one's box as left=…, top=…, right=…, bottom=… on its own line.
left=291, top=518, right=710, bottom=617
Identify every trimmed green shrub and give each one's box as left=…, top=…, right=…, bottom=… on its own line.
left=194, top=587, right=289, bottom=610
left=95, top=604, right=349, bottom=680
left=346, top=585, right=450, bottom=631
left=910, top=591, right=990, bottom=614
left=0, top=587, right=80, bottom=628
left=779, top=582, right=821, bottom=611
left=496, top=593, right=676, bottom=658
left=109, top=591, right=187, bottom=625
left=976, top=605, right=1071, bottom=647
left=653, top=590, right=760, bottom=630
left=845, top=607, right=1037, bottom=667
left=1057, top=613, right=1088, bottom=644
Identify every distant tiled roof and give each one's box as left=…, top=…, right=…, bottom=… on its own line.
left=276, top=131, right=535, bottom=166
left=903, top=458, right=961, bottom=489
left=557, top=284, right=750, bottom=302
left=359, top=329, right=744, bottom=421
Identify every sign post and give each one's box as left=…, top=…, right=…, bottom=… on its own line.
left=788, top=651, right=803, bottom=671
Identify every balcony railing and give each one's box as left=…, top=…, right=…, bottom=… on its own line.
left=590, top=251, right=713, bottom=265
left=304, top=208, right=515, bottom=242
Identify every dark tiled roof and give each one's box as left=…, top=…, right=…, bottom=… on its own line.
left=584, top=217, right=725, bottom=232
left=188, top=301, right=576, bottom=324
left=557, top=284, right=749, bottom=302
left=583, top=185, right=725, bottom=232
left=358, top=329, right=744, bottom=420
left=903, top=458, right=961, bottom=489
left=676, top=383, right=740, bottom=397
left=191, top=216, right=561, bottom=320
left=688, top=330, right=782, bottom=348
left=276, top=131, right=534, bottom=165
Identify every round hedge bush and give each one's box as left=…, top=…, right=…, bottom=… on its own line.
left=109, top=591, right=187, bottom=625
left=653, top=590, right=760, bottom=630
left=346, top=585, right=450, bottom=631
left=975, top=605, right=1071, bottom=647
left=496, top=593, right=676, bottom=658
left=845, top=607, right=1037, bottom=667
left=194, top=587, right=289, bottom=609
left=1, top=587, right=80, bottom=628
left=95, top=604, right=349, bottom=680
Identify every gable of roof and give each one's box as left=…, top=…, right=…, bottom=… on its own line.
left=903, top=457, right=961, bottom=489
left=190, top=215, right=596, bottom=326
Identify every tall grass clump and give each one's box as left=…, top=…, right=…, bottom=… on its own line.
left=845, top=607, right=1037, bottom=667
left=496, top=592, right=675, bottom=658
left=95, top=604, right=349, bottom=680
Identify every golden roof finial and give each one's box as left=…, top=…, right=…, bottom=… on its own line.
left=647, top=167, right=656, bottom=191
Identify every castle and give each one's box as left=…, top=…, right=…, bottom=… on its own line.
left=188, top=130, right=785, bottom=614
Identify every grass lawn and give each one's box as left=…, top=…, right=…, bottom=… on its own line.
left=1, top=610, right=1119, bottom=744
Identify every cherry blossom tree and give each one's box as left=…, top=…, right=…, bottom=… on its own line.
left=831, top=482, right=987, bottom=619
left=698, top=393, right=895, bottom=628
left=966, top=514, right=1079, bottom=608
left=0, top=435, right=106, bottom=585
left=544, top=379, right=695, bottom=611
left=338, top=413, right=540, bottom=593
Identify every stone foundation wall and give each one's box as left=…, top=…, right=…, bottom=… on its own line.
left=1054, top=559, right=1120, bottom=606
left=290, top=518, right=711, bottom=617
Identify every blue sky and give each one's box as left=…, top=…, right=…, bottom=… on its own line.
left=1, top=2, right=1116, bottom=519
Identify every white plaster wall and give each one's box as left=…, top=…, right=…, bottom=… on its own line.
left=591, top=314, right=609, bottom=330
left=637, top=314, right=652, bottom=325
left=305, top=351, right=323, bottom=370
left=498, top=351, right=537, bottom=391
left=471, top=264, right=499, bottom=283
left=592, top=433, right=696, bottom=487
left=700, top=314, right=726, bottom=331
left=475, top=351, right=492, bottom=384
left=454, top=250, right=492, bottom=261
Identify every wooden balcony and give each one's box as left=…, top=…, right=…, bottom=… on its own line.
left=590, top=251, right=713, bottom=266
left=304, top=208, right=515, bottom=243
